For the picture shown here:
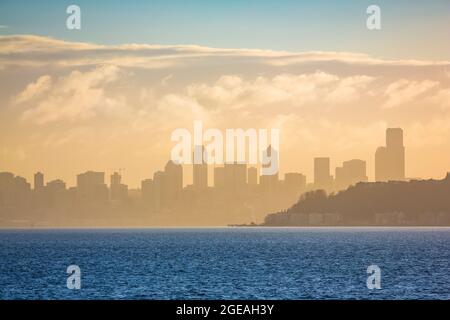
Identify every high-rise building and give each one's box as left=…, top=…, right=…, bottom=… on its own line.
left=193, top=145, right=208, bottom=191
left=110, top=172, right=128, bottom=202
left=34, top=172, right=44, bottom=191
left=76, top=171, right=108, bottom=203
left=164, top=160, right=183, bottom=206
left=335, top=159, right=368, bottom=190
left=375, top=128, right=405, bottom=181
left=314, top=157, right=332, bottom=191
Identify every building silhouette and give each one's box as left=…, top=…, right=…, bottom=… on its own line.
left=110, top=172, right=128, bottom=202
left=193, top=145, right=208, bottom=191
left=314, top=157, right=332, bottom=191
left=335, top=159, right=368, bottom=190
left=76, top=171, right=108, bottom=203
left=375, top=128, right=405, bottom=181
left=34, top=172, right=44, bottom=191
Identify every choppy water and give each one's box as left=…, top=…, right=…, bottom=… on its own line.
left=0, top=228, right=449, bottom=299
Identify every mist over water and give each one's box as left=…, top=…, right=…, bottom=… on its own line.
left=0, top=227, right=449, bottom=300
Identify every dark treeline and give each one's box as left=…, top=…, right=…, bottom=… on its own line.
left=263, top=173, right=450, bottom=226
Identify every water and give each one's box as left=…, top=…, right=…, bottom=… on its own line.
left=0, top=228, right=449, bottom=300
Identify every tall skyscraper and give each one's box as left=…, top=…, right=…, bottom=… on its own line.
left=164, top=160, right=183, bottom=205
left=375, top=128, right=405, bottom=181
left=193, top=145, right=208, bottom=191
left=314, top=157, right=332, bottom=191
left=110, top=172, right=128, bottom=202
left=34, top=172, right=44, bottom=191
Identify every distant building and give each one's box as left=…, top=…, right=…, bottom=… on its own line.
left=76, top=171, right=108, bottom=203
left=144, top=160, right=183, bottom=211
left=375, top=128, right=405, bottom=181
left=34, top=172, right=44, bottom=191
left=314, top=157, right=332, bottom=191
left=110, top=172, right=128, bottom=202
left=335, top=159, right=368, bottom=190
left=193, top=145, right=208, bottom=191
left=0, top=172, right=31, bottom=207
left=46, top=179, right=66, bottom=191
left=164, top=160, right=183, bottom=206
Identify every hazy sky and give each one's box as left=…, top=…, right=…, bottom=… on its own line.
left=1, top=0, right=449, bottom=60
left=0, top=1, right=449, bottom=187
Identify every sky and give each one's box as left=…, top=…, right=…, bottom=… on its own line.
left=1, top=0, right=449, bottom=60
left=0, top=1, right=450, bottom=188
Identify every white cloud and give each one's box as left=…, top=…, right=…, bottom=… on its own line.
left=13, top=75, right=52, bottom=104
left=182, top=72, right=375, bottom=112
left=21, top=65, right=122, bottom=124
left=1, top=35, right=450, bottom=70
left=382, top=79, right=439, bottom=109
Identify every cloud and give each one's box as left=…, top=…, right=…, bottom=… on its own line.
left=1, top=35, right=450, bottom=70
left=21, top=65, right=122, bottom=124
left=382, top=79, right=439, bottom=109
left=182, top=72, right=375, bottom=113
left=13, top=75, right=52, bottom=104
left=425, top=88, right=450, bottom=110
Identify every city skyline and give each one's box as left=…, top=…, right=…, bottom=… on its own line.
left=2, top=126, right=450, bottom=227
left=1, top=128, right=412, bottom=192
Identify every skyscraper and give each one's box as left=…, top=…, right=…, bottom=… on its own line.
left=110, top=172, right=128, bottom=202
left=164, top=160, right=183, bottom=205
left=193, top=145, right=208, bottom=191
left=375, top=128, right=405, bottom=181
left=314, top=157, right=332, bottom=191
left=76, top=171, right=108, bottom=203
left=34, top=172, right=44, bottom=191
